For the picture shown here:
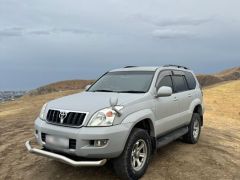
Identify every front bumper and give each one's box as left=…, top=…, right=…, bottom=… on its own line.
left=34, top=118, right=132, bottom=158
left=25, top=139, right=107, bottom=167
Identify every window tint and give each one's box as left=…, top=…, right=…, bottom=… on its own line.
left=157, top=76, right=173, bottom=89
left=172, top=76, right=189, bottom=93
left=185, top=72, right=196, bottom=90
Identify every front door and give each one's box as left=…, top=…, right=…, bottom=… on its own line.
left=154, top=71, right=179, bottom=136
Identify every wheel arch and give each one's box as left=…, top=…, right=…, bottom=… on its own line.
left=122, top=109, right=156, bottom=137
left=133, top=118, right=155, bottom=137
left=189, top=98, right=204, bottom=126
left=121, top=109, right=157, bottom=153
left=193, top=104, right=203, bottom=126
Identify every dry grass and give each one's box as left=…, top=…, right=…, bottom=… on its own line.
left=0, top=81, right=240, bottom=180
left=204, top=80, right=240, bottom=120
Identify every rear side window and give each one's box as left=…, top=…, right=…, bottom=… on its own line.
left=157, top=75, right=173, bottom=89
left=185, top=71, right=196, bottom=90
left=172, top=76, right=188, bottom=93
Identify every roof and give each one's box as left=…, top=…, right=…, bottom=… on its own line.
left=110, top=65, right=193, bottom=72
left=110, top=66, right=159, bottom=72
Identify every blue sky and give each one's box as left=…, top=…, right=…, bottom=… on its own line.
left=0, top=0, right=240, bottom=90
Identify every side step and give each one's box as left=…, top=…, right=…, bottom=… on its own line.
left=156, top=126, right=188, bottom=149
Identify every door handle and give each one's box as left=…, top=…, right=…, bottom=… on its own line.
left=188, top=94, right=192, bottom=97
left=173, top=97, right=178, bottom=101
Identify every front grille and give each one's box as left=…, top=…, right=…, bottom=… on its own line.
left=46, top=109, right=86, bottom=127
left=69, top=139, right=76, bottom=149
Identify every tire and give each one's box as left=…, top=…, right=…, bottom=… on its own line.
left=183, top=113, right=201, bottom=144
left=112, top=128, right=152, bottom=180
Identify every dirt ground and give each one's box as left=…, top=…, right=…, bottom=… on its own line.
left=0, top=81, right=239, bottom=180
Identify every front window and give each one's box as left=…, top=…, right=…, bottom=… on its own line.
left=88, top=71, right=155, bottom=93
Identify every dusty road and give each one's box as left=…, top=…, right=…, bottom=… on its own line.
left=0, top=81, right=239, bottom=180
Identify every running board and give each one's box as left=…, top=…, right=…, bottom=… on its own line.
left=156, top=126, right=188, bottom=149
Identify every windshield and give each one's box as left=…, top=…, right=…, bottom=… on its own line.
left=88, top=71, right=155, bottom=93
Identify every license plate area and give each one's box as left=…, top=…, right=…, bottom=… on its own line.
left=46, top=135, right=69, bottom=149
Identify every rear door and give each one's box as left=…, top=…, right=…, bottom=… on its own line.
left=171, top=71, right=192, bottom=126
left=184, top=71, right=199, bottom=123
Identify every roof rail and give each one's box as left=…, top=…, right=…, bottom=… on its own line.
left=124, top=66, right=138, bottom=68
left=163, top=64, right=189, bottom=70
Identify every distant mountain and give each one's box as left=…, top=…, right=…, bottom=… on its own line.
left=197, top=67, right=240, bottom=87
left=28, top=80, right=94, bottom=96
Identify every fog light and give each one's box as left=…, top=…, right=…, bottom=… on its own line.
left=94, top=139, right=108, bottom=147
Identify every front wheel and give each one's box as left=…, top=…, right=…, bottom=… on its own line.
left=112, top=128, right=151, bottom=180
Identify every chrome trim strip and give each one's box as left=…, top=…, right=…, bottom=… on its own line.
left=25, top=140, right=107, bottom=167
left=47, top=108, right=89, bottom=114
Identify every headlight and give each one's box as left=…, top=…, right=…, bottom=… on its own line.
left=39, top=103, right=48, bottom=120
left=88, top=106, right=123, bottom=127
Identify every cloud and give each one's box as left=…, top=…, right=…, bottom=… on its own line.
left=152, top=17, right=211, bottom=27
left=28, top=30, right=51, bottom=35
left=0, top=27, right=93, bottom=38
left=54, top=28, right=92, bottom=34
left=152, top=29, right=196, bottom=39
left=0, top=27, right=24, bottom=37
left=133, top=14, right=212, bottom=27
left=130, top=14, right=211, bottom=39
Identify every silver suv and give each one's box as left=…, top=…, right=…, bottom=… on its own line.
left=26, top=65, right=204, bottom=179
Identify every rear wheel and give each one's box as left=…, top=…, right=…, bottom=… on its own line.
left=112, top=128, right=151, bottom=180
left=183, top=113, right=201, bottom=144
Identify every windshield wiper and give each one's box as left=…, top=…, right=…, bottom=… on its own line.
left=92, top=90, right=146, bottom=93
left=93, top=89, right=117, bottom=92
left=117, top=90, right=146, bottom=94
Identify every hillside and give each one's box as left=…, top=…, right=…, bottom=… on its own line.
left=25, top=67, right=240, bottom=96
left=0, top=80, right=239, bottom=180
left=28, top=80, right=94, bottom=96
left=197, top=66, right=240, bottom=87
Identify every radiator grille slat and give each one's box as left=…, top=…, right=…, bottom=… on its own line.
left=78, top=114, right=86, bottom=126
left=66, top=113, right=71, bottom=125
left=72, top=113, right=78, bottom=125
left=68, top=112, right=74, bottom=125
left=52, top=110, right=56, bottom=123
left=56, top=111, right=60, bottom=123
left=46, top=109, right=86, bottom=127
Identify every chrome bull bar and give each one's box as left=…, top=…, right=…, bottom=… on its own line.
left=25, top=140, right=107, bottom=167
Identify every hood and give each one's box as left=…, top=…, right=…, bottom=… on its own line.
left=47, top=91, right=143, bottom=113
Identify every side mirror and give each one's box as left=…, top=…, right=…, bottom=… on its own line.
left=85, top=84, right=91, bottom=91
left=156, top=86, right=172, bottom=97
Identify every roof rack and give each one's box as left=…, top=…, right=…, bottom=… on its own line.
left=163, top=64, right=189, bottom=70
left=124, top=66, right=138, bottom=68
